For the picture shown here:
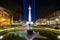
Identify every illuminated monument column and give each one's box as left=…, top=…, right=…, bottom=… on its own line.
left=26, top=5, right=33, bottom=29
left=23, top=0, right=36, bottom=29
left=23, top=0, right=36, bottom=22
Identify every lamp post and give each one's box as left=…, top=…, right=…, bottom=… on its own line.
left=2, top=17, right=5, bottom=22
left=55, top=18, right=58, bottom=28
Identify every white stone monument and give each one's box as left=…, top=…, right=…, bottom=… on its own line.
left=26, top=5, right=33, bottom=30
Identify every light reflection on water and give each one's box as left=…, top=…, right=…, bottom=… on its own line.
left=23, top=30, right=36, bottom=40
left=1, top=30, right=58, bottom=40
left=1, top=30, right=38, bottom=40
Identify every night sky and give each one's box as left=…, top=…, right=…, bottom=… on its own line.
left=37, top=0, right=60, bottom=19
left=0, top=0, right=60, bottom=20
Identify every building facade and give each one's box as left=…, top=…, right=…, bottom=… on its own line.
left=0, top=7, right=11, bottom=26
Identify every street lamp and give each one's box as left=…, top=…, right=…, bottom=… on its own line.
left=58, top=35, right=60, bottom=39
left=56, top=18, right=58, bottom=21
left=0, top=35, right=3, bottom=40
left=55, top=18, right=58, bottom=28
left=2, top=17, right=5, bottom=22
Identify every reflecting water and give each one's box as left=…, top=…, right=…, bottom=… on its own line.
left=0, top=30, right=59, bottom=40
left=0, top=30, right=45, bottom=40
